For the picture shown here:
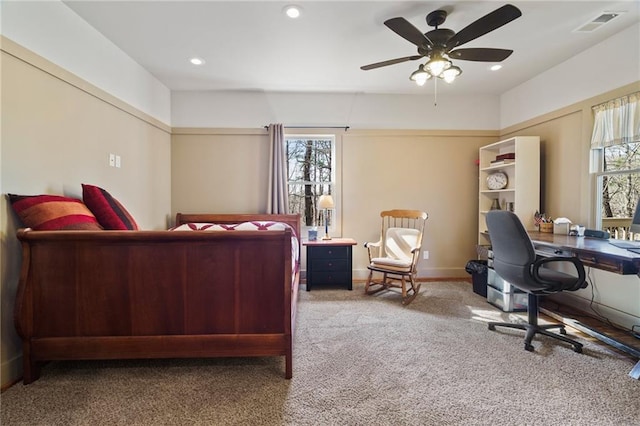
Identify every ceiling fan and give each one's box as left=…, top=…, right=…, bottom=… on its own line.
left=361, top=4, right=522, bottom=85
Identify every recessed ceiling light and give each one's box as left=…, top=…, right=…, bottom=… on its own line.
left=284, top=5, right=302, bottom=19
left=190, top=57, right=205, bottom=66
left=490, top=64, right=502, bottom=71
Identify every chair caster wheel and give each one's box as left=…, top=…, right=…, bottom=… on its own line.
left=488, top=324, right=495, bottom=331
left=573, top=346, right=583, bottom=354
left=559, top=328, right=567, bottom=335
left=524, top=343, right=534, bottom=352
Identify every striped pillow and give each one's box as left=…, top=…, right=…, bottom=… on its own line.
left=82, top=184, right=139, bottom=230
left=8, top=194, right=103, bottom=230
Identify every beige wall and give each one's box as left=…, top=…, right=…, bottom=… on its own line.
left=171, top=129, right=270, bottom=216
left=341, top=131, right=496, bottom=277
left=505, top=111, right=585, bottom=222
left=171, top=129, right=497, bottom=278
left=1, top=40, right=172, bottom=387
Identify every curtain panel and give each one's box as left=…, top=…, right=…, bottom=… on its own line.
left=267, top=123, right=289, bottom=214
left=591, top=92, right=640, bottom=148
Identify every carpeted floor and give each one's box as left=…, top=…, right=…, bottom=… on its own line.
left=2, top=281, right=639, bottom=425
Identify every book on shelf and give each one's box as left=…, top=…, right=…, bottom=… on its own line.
left=490, top=158, right=515, bottom=165
left=496, top=153, right=515, bottom=160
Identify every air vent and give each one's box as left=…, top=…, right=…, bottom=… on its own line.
left=574, top=11, right=625, bottom=33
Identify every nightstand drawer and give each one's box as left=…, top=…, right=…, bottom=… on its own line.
left=310, top=246, right=349, bottom=259
left=312, top=271, right=351, bottom=285
left=310, top=258, right=348, bottom=271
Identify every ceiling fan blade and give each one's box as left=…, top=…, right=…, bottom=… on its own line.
left=446, top=4, right=522, bottom=49
left=361, top=55, right=423, bottom=70
left=384, top=17, right=431, bottom=47
left=448, top=48, right=513, bottom=62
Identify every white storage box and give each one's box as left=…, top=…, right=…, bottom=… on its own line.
left=488, top=268, right=524, bottom=293
left=487, top=286, right=528, bottom=312
left=553, top=222, right=570, bottom=235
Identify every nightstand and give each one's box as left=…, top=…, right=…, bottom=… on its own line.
left=303, top=238, right=357, bottom=291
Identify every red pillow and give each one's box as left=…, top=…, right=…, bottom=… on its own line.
left=82, top=184, right=139, bottom=230
left=8, top=194, right=103, bottom=230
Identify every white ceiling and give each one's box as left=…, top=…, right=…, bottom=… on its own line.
left=63, top=0, right=640, bottom=96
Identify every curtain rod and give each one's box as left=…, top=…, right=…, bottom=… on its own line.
left=264, top=125, right=349, bottom=131
left=592, top=91, right=640, bottom=109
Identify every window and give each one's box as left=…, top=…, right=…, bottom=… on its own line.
left=595, top=143, right=640, bottom=238
left=591, top=92, right=640, bottom=239
left=286, top=135, right=335, bottom=228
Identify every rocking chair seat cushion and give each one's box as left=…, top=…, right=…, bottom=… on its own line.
left=369, top=257, right=412, bottom=272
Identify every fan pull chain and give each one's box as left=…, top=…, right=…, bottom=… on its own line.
left=434, top=76, right=438, bottom=106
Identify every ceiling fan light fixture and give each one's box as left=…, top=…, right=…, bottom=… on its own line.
left=362, top=4, right=522, bottom=103
left=410, top=65, right=431, bottom=86
left=441, top=65, right=462, bottom=83
left=424, top=55, right=451, bottom=77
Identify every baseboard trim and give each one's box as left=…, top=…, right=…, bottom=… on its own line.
left=1, top=354, right=23, bottom=391
left=547, top=292, right=640, bottom=332
left=302, top=271, right=471, bottom=285
left=351, top=268, right=468, bottom=281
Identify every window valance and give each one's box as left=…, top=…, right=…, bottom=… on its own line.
left=591, top=92, right=640, bottom=149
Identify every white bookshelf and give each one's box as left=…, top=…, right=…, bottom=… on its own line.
left=478, top=136, right=540, bottom=246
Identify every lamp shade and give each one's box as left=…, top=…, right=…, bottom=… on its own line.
left=441, top=65, right=462, bottom=83
left=424, top=55, right=451, bottom=77
left=410, top=65, right=431, bottom=86
left=318, top=195, right=334, bottom=209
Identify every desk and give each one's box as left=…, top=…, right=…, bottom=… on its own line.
left=529, top=232, right=640, bottom=379
left=530, top=232, right=640, bottom=274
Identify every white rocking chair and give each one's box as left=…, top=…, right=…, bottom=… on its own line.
left=364, top=209, right=428, bottom=305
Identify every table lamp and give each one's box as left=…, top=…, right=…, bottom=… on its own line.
left=318, top=194, right=334, bottom=240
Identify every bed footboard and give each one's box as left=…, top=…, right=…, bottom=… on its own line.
left=15, top=213, right=300, bottom=384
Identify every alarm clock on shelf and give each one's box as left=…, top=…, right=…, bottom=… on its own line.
left=487, top=171, right=508, bottom=190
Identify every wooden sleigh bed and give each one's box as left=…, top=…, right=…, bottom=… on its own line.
left=14, top=213, right=300, bottom=384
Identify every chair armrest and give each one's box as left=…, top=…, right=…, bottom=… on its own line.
left=531, top=256, right=587, bottom=291
left=364, top=239, right=382, bottom=262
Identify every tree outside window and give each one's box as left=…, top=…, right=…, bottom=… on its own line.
left=598, top=142, right=640, bottom=238
left=286, top=136, right=334, bottom=227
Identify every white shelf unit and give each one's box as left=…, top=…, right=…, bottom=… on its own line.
left=478, top=136, right=540, bottom=246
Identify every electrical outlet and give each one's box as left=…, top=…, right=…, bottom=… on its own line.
left=109, top=154, right=115, bottom=167
left=423, top=250, right=429, bottom=260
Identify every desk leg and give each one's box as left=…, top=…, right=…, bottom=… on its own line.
left=629, top=272, right=640, bottom=379
left=630, top=360, right=640, bottom=380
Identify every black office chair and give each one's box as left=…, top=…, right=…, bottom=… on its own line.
left=485, top=210, right=588, bottom=353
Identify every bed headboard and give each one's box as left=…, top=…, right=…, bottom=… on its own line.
left=175, top=213, right=301, bottom=238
